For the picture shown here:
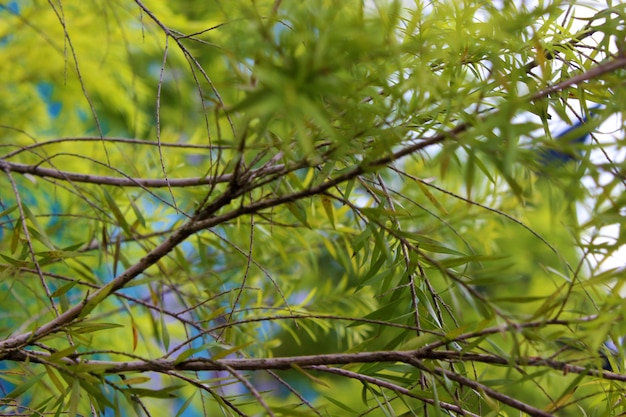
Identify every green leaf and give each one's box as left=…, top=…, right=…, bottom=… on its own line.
left=416, top=180, right=448, bottom=215
left=211, top=341, right=253, bottom=360
left=321, top=196, right=335, bottom=229
left=23, top=205, right=56, bottom=249
left=67, top=322, right=124, bottom=334
left=290, top=363, right=330, bottom=387
left=69, top=378, right=80, bottom=417
left=174, top=392, right=196, bottom=417
left=50, top=281, right=78, bottom=298
left=77, top=284, right=115, bottom=319
left=48, top=346, right=78, bottom=362
left=160, top=310, right=170, bottom=351
left=324, top=395, right=358, bottom=413
left=286, top=201, right=310, bottom=227
left=101, top=189, right=132, bottom=236
left=0, top=205, right=17, bottom=218
left=10, top=218, right=21, bottom=254
left=122, top=385, right=184, bottom=399
left=129, top=196, right=146, bottom=227
left=6, top=372, right=45, bottom=399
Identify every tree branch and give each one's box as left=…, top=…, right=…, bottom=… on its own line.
left=0, top=159, right=286, bottom=188
left=6, top=348, right=620, bottom=381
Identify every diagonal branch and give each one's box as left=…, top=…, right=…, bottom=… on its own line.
left=1, top=55, right=624, bottom=355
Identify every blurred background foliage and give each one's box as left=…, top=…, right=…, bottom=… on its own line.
left=0, top=0, right=625, bottom=415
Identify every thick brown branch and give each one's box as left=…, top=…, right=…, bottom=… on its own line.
left=0, top=159, right=286, bottom=188
left=6, top=348, right=621, bottom=381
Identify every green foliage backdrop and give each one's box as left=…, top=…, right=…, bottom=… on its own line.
left=1, top=0, right=626, bottom=415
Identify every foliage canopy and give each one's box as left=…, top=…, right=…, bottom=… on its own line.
left=1, top=0, right=626, bottom=416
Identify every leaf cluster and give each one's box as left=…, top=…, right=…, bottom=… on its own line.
left=1, top=0, right=626, bottom=416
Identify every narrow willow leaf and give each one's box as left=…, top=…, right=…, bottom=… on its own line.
left=301, top=167, right=316, bottom=188
left=128, top=197, right=146, bottom=227
left=112, top=234, right=122, bottom=277
left=321, top=196, right=335, bottom=229
left=101, top=225, right=108, bottom=258
left=361, top=382, right=369, bottom=407
left=10, top=218, right=21, bottom=254
left=296, top=287, right=316, bottom=307
left=44, top=365, right=65, bottom=395
left=545, top=371, right=586, bottom=413
left=431, top=374, right=442, bottom=416
left=69, top=379, right=80, bottom=417
left=36, top=250, right=90, bottom=261
left=48, top=346, right=78, bottom=362
left=174, top=392, right=196, bottom=417
left=202, top=305, right=227, bottom=321
left=23, top=205, right=55, bottom=249
left=370, top=226, right=392, bottom=266
left=344, top=178, right=355, bottom=201
left=362, top=301, right=400, bottom=322
left=465, top=151, right=475, bottom=199
left=70, top=363, right=115, bottom=374
left=398, top=333, right=441, bottom=351
left=173, top=246, right=191, bottom=274
left=227, top=88, right=274, bottom=113
left=78, top=284, right=115, bottom=319
left=101, top=189, right=132, bottom=236
left=0, top=205, right=17, bottom=218
left=160, top=311, right=170, bottom=351
left=290, top=363, right=330, bottom=387
left=324, top=395, right=358, bottom=413
left=122, top=385, right=184, bottom=399
left=68, top=322, right=124, bottom=334
left=174, top=345, right=211, bottom=364
left=415, top=180, right=448, bottom=215
left=0, top=254, right=30, bottom=267
left=50, top=282, right=78, bottom=298
left=110, top=376, right=151, bottom=386
left=131, top=317, right=138, bottom=352
left=286, top=201, right=310, bottom=227
left=314, top=161, right=336, bottom=186
left=6, top=372, right=45, bottom=399
left=211, top=341, right=253, bottom=360
left=437, top=255, right=503, bottom=268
